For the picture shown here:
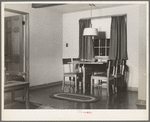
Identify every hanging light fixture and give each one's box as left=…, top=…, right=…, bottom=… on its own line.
left=83, top=4, right=98, bottom=36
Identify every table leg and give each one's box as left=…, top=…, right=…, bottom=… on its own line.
left=11, top=91, right=15, bottom=101
left=25, top=85, right=30, bottom=109
left=75, top=76, right=77, bottom=93
left=82, top=65, right=85, bottom=94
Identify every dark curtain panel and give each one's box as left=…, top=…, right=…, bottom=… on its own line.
left=79, top=19, right=94, bottom=61
left=120, top=16, right=128, bottom=60
left=109, top=15, right=128, bottom=62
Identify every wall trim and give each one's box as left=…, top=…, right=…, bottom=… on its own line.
left=5, top=8, right=28, bottom=15
left=29, top=81, right=139, bottom=92
left=127, top=87, right=138, bottom=91
left=30, top=81, right=62, bottom=90
left=136, top=99, right=146, bottom=106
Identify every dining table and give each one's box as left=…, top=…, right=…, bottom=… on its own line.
left=69, top=60, right=107, bottom=94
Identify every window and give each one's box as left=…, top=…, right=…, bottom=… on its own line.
left=94, top=38, right=110, bottom=59
left=91, top=17, right=111, bottom=59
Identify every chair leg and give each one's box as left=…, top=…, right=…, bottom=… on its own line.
left=11, top=91, right=15, bottom=101
left=107, top=80, right=109, bottom=96
left=62, top=76, right=65, bottom=91
left=120, top=76, right=123, bottom=91
left=25, top=85, right=30, bottom=109
left=77, top=76, right=81, bottom=93
left=81, top=80, right=83, bottom=94
left=98, top=80, right=101, bottom=96
left=100, top=80, right=102, bottom=96
left=115, top=78, right=117, bottom=93
left=75, top=76, right=77, bottom=93
left=122, top=75, right=125, bottom=90
left=77, top=80, right=79, bottom=93
left=69, top=77, right=72, bottom=92
left=91, top=78, right=93, bottom=95
left=112, top=79, right=115, bottom=94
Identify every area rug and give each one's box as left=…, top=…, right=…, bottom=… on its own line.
left=30, top=102, right=57, bottom=109
left=50, top=93, right=100, bottom=103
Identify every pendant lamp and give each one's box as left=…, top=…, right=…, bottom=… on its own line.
left=83, top=4, right=98, bottom=36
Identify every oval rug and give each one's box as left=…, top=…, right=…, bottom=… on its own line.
left=50, top=93, right=100, bottom=103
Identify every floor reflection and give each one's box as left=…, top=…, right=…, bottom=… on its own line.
left=5, top=84, right=146, bottom=109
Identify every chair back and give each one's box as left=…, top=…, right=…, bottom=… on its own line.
left=107, top=60, right=116, bottom=78
left=121, top=60, right=125, bottom=75
left=62, top=58, right=81, bottom=73
left=107, top=60, right=111, bottom=78
left=115, top=59, right=125, bottom=77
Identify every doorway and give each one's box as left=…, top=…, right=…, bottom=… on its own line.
left=4, top=8, right=30, bottom=109
left=4, top=8, right=29, bottom=84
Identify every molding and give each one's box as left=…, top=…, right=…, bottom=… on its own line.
left=29, top=81, right=139, bottom=92
left=5, top=8, right=28, bottom=15
left=136, top=99, right=146, bottom=106
left=127, top=87, right=138, bottom=91
left=30, top=81, right=62, bottom=90
left=32, top=4, right=65, bottom=8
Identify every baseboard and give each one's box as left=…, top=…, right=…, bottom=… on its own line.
left=136, top=99, right=146, bottom=106
left=127, top=87, right=138, bottom=91
left=30, top=81, right=138, bottom=92
left=30, top=81, right=62, bottom=90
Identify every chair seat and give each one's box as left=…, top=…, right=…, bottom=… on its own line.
left=92, top=73, right=107, bottom=77
left=115, top=74, right=122, bottom=78
left=64, top=72, right=83, bottom=77
left=93, top=72, right=106, bottom=75
left=91, top=74, right=115, bottom=81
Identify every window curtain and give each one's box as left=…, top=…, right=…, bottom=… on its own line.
left=79, top=19, right=94, bottom=61
left=109, top=15, right=128, bottom=64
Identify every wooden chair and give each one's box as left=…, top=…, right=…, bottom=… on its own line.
left=62, top=58, right=83, bottom=93
left=114, top=59, right=126, bottom=92
left=90, top=60, right=116, bottom=96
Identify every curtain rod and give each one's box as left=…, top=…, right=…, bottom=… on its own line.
left=79, top=13, right=127, bottom=20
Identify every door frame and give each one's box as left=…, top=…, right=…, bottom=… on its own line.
left=4, top=8, right=30, bottom=84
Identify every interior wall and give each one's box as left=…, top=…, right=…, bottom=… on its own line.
left=4, top=3, right=63, bottom=86
left=63, top=4, right=142, bottom=89
left=138, top=4, right=147, bottom=101
left=91, top=18, right=111, bottom=38
left=5, top=11, right=20, bottom=16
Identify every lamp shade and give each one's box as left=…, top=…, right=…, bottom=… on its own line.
left=83, top=28, right=98, bottom=36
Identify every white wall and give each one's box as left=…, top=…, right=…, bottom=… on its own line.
left=5, top=11, right=20, bottom=16
left=63, top=4, right=143, bottom=89
left=91, top=18, right=111, bottom=38
left=63, top=11, right=89, bottom=58
left=4, top=3, right=63, bottom=86
left=138, top=4, right=147, bottom=101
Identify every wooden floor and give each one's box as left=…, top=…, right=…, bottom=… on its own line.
left=4, top=84, right=146, bottom=109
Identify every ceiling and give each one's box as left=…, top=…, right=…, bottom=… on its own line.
left=39, top=3, right=133, bottom=14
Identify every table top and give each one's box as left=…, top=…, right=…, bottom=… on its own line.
left=68, top=61, right=106, bottom=64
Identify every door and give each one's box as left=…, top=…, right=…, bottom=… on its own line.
left=5, top=15, right=24, bottom=73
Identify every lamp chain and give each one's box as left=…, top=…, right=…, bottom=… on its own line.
left=91, top=4, right=92, bottom=18
left=89, top=4, right=95, bottom=28
left=89, top=4, right=93, bottom=18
